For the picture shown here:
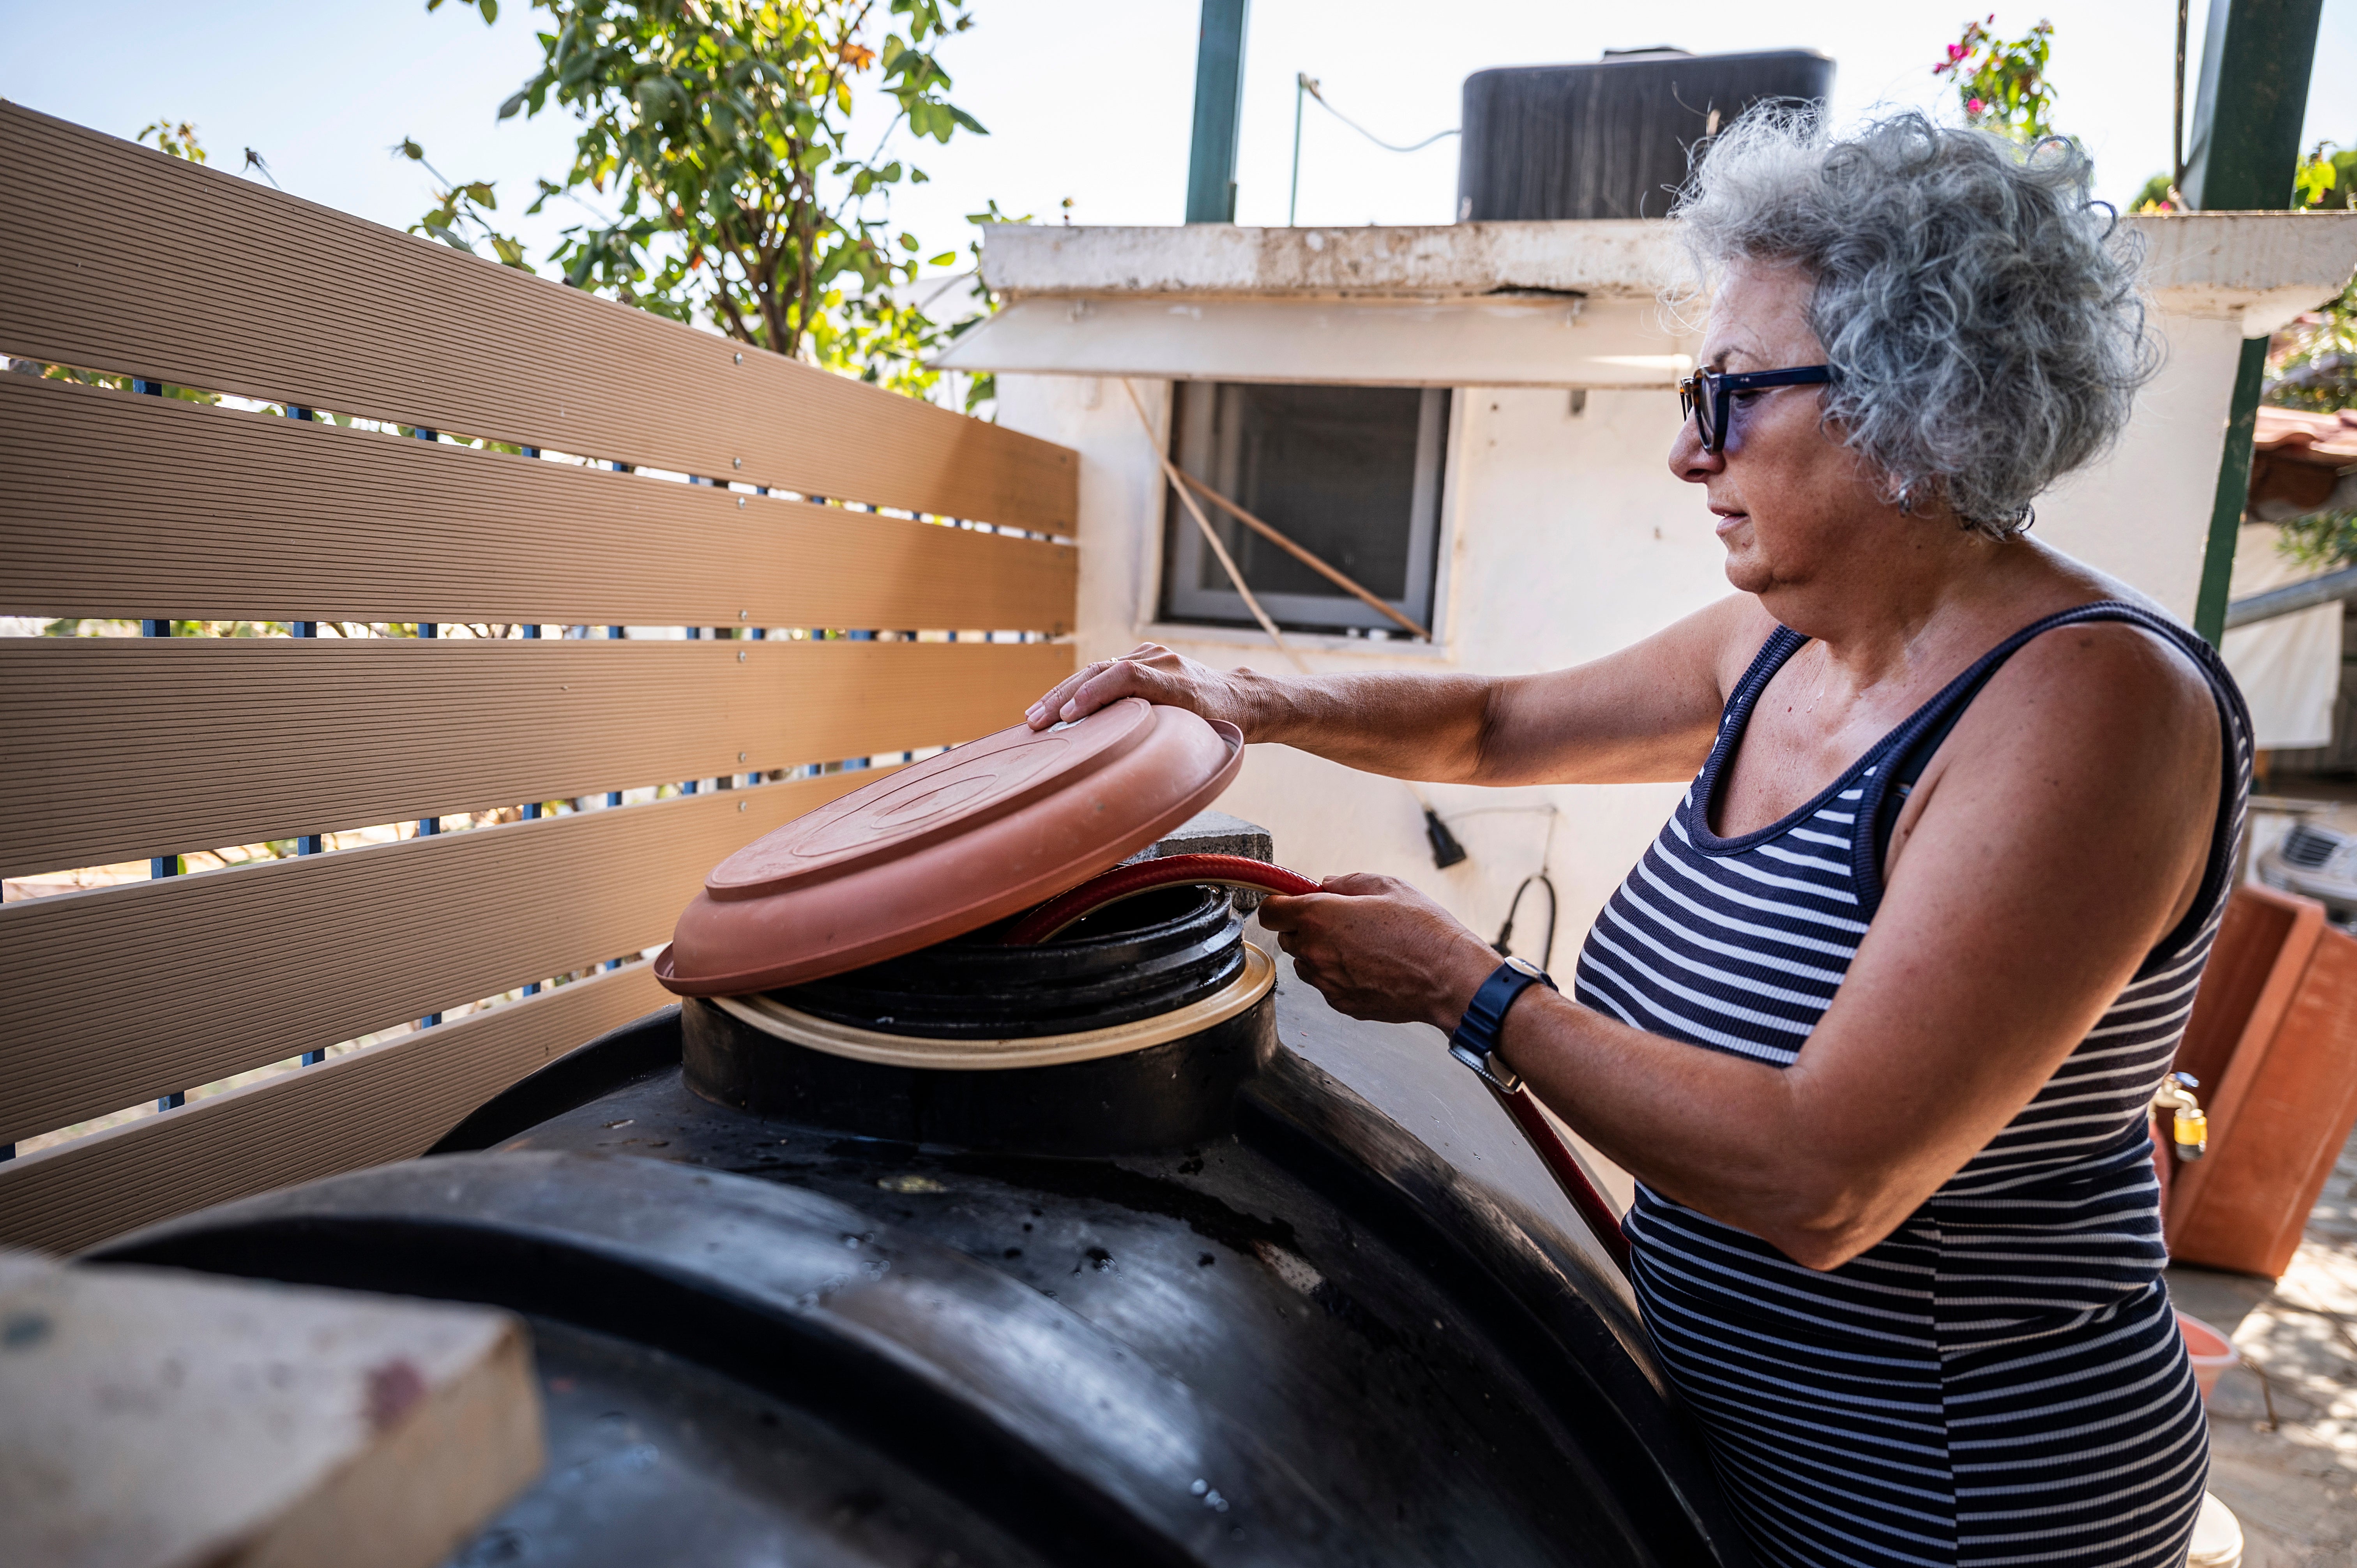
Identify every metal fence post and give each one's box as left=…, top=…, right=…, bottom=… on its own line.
left=143, top=616, right=180, bottom=885
left=417, top=501, right=442, bottom=1031
left=131, top=383, right=187, bottom=1108
left=288, top=610, right=329, bottom=1065
left=415, top=426, right=440, bottom=655
left=415, top=791, right=441, bottom=1032
left=608, top=623, right=626, bottom=808
left=520, top=608, right=543, bottom=1001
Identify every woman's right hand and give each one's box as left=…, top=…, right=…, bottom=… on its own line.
left=1025, top=644, right=1266, bottom=735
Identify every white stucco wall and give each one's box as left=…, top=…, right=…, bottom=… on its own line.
left=2034, top=308, right=2249, bottom=616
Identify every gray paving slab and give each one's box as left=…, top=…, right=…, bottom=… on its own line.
left=2169, top=1124, right=2357, bottom=1567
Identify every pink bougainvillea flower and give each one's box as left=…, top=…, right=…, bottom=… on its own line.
left=1967, top=97, right=1985, bottom=115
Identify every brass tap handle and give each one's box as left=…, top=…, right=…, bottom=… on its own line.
left=2173, top=1104, right=2209, bottom=1161
left=2152, top=1072, right=2207, bottom=1161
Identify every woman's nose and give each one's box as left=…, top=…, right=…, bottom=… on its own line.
left=1668, top=413, right=1723, bottom=484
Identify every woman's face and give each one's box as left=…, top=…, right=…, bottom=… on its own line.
left=1668, top=258, right=1887, bottom=601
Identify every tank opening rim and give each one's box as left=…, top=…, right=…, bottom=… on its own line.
left=707, top=941, right=1275, bottom=1070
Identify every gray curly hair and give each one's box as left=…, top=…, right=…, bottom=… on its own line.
left=1671, top=111, right=2159, bottom=537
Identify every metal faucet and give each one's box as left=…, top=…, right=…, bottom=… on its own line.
left=2152, top=1072, right=2208, bottom=1161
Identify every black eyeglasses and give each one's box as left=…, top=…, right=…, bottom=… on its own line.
left=1677, top=364, right=1835, bottom=453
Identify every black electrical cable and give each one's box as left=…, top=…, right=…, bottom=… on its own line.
left=1492, top=872, right=1559, bottom=972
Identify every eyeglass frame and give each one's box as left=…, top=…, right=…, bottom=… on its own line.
left=1677, top=365, right=1836, bottom=454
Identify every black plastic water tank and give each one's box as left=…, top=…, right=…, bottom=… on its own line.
left=93, top=958, right=1749, bottom=1566
left=84, top=821, right=1747, bottom=1566
left=1457, top=48, right=1834, bottom=222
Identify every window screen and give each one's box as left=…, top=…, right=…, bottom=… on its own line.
left=1160, top=382, right=1449, bottom=636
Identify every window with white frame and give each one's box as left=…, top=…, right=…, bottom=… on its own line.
left=1159, top=382, right=1449, bottom=637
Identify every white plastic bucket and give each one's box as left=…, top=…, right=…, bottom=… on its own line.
left=2187, top=1490, right=2244, bottom=1568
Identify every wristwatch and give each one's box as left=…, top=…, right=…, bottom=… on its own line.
left=1448, top=956, right=1557, bottom=1092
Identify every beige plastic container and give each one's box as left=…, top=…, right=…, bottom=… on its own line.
left=2187, top=1490, right=2244, bottom=1568
left=2178, top=1311, right=2240, bottom=1402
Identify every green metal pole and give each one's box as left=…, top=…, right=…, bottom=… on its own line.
left=2181, top=0, right=2322, bottom=212
left=2193, top=338, right=2270, bottom=641
left=2184, top=0, right=2323, bottom=645
left=1185, top=0, right=1250, bottom=223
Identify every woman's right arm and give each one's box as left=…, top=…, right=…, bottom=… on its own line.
left=1024, top=593, right=1762, bottom=787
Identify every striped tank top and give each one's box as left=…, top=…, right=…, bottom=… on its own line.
left=1574, top=602, right=2250, bottom=1568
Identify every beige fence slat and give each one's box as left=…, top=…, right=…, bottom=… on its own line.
left=0, top=102, right=1076, bottom=534
left=1, top=637, right=1070, bottom=878
left=0, top=962, right=670, bottom=1256
left=0, top=376, right=1076, bottom=632
left=0, top=772, right=887, bottom=1146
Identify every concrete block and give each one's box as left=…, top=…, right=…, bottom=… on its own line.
left=0, top=1249, right=544, bottom=1568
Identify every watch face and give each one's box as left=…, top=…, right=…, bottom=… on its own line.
left=1504, top=957, right=1544, bottom=979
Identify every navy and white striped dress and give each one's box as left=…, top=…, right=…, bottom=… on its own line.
left=1574, top=602, right=2250, bottom=1568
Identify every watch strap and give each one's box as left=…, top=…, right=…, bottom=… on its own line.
left=1448, top=957, right=1556, bottom=1092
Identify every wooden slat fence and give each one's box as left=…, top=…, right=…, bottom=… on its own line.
left=0, top=101, right=1080, bottom=1254
left=0, top=964, right=676, bottom=1257
left=0, top=105, right=1075, bottom=533
left=2, top=637, right=1069, bottom=878
left=1, top=373, right=1076, bottom=630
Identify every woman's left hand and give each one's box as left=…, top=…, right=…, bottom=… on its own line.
left=1256, top=874, right=1501, bottom=1031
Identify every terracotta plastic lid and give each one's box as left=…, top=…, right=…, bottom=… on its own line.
left=655, top=699, right=1244, bottom=996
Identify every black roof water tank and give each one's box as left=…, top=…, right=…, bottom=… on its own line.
left=1458, top=48, right=1835, bottom=222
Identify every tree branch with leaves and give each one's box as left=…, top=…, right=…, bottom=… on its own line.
left=1933, top=15, right=2057, bottom=143
left=395, top=137, right=535, bottom=268
left=435, top=0, right=983, bottom=399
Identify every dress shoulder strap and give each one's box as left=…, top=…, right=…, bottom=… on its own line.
left=1725, top=625, right=1810, bottom=728
left=1854, top=602, right=2253, bottom=959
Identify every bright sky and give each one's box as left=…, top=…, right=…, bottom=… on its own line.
left=4, top=0, right=2352, bottom=281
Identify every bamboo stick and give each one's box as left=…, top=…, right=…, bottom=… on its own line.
left=1175, top=470, right=1431, bottom=639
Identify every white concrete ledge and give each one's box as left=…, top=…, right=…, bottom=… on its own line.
left=977, top=213, right=2357, bottom=323
left=2131, top=212, right=2357, bottom=333
left=948, top=213, right=2357, bottom=382
left=977, top=220, right=1677, bottom=300
left=934, top=293, right=1693, bottom=388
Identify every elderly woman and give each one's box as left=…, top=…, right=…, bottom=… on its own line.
left=1027, top=113, right=2249, bottom=1568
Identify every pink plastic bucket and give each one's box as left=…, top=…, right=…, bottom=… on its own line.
left=2178, top=1311, right=2240, bottom=1402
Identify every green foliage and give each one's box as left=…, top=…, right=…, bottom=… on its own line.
left=2132, top=172, right=2179, bottom=214
left=2137, top=145, right=2354, bottom=216
left=2295, top=148, right=2337, bottom=207
left=1933, top=15, right=2057, bottom=142
left=2265, top=259, right=2355, bottom=570
left=2276, top=510, right=2357, bottom=571
left=137, top=119, right=208, bottom=162
left=2266, top=275, right=2357, bottom=413
left=37, top=363, right=218, bottom=406
left=394, top=138, right=533, bottom=269
left=42, top=618, right=286, bottom=637
left=456, top=0, right=986, bottom=399
left=2295, top=142, right=2357, bottom=210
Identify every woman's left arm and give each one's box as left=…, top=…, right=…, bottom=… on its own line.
left=1260, top=625, right=2224, bottom=1271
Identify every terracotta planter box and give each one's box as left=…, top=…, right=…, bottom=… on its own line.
left=2168, top=885, right=2357, bottom=1279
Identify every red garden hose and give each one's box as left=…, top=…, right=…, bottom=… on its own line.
left=1003, top=854, right=1633, bottom=1275
left=1488, top=1080, right=1633, bottom=1275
